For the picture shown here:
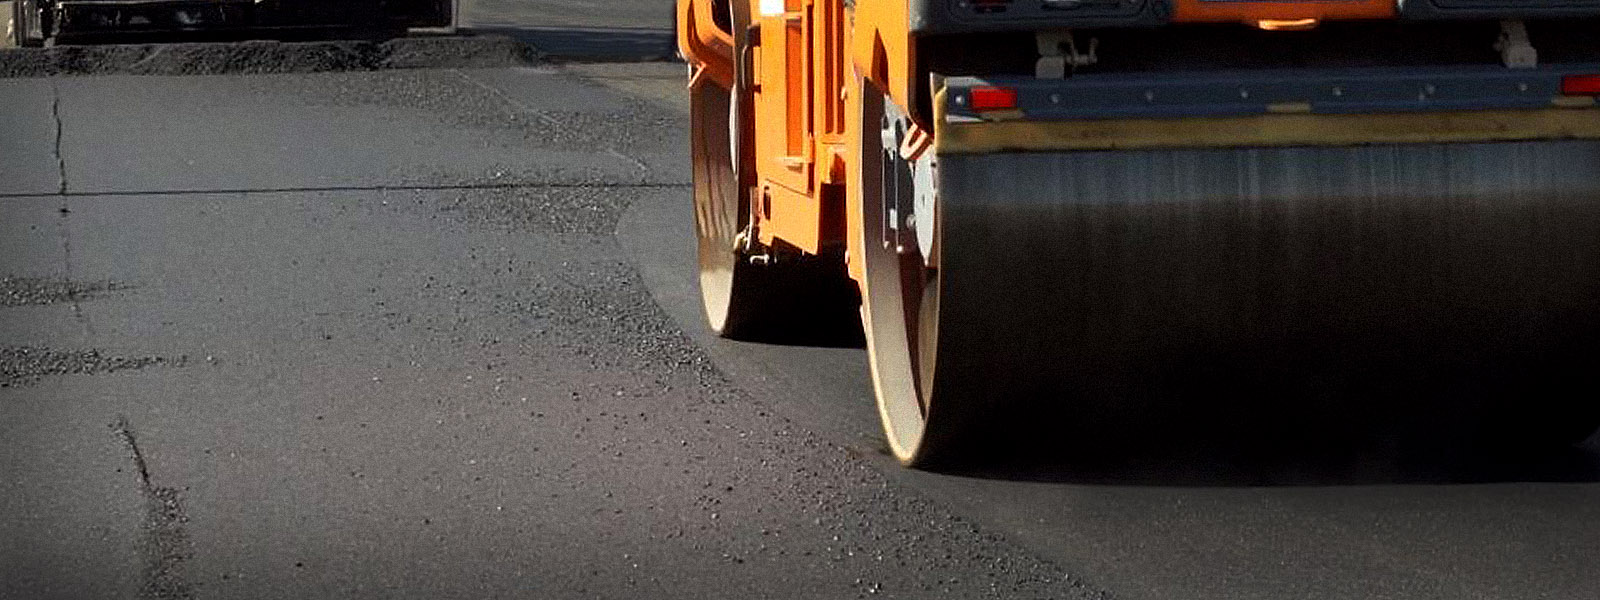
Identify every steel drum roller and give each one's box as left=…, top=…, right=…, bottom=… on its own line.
left=880, top=135, right=1600, bottom=462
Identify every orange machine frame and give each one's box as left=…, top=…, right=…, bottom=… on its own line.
left=680, top=0, right=1405, bottom=283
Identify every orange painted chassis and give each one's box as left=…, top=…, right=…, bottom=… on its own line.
left=676, top=0, right=1399, bottom=286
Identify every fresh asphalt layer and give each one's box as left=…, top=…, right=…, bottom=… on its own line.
left=463, top=0, right=675, bottom=32
left=4, top=24, right=1600, bottom=600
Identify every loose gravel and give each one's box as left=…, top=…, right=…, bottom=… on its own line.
left=0, top=276, right=120, bottom=306
left=0, top=346, right=178, bottom=388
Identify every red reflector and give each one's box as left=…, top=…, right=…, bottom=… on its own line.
left=1563, top=75, right=1600, bottom=96
left=970, top=87, right=1018, bottom=111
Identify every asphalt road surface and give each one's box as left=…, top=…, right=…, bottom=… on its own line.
left=4, top=19, right=1600, bottom=600
left=464, top=0, right=674, bottom=30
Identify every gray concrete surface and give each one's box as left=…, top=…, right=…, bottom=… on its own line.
left=3, top=30, right=1600, bottom=600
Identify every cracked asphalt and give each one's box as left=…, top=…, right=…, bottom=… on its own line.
left=3, top=5, right=1600, bottom=600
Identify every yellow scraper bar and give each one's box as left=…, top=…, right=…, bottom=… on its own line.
left=937, top=104, right=1600, bottom=154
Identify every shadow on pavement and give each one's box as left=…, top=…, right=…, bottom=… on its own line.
left=938, top=394, right=1600, bottom=487
left=945, top=436, right=1600, bottom=487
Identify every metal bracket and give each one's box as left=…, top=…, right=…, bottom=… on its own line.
left=898, top=123, right=933, bottom=163
left=1036, top=31, right=1098, bottom=79
left=735, top=220, right=772, bottom=266
left=1496, top=20, right=1538, bottom=70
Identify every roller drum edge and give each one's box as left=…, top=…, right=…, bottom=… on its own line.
left=928, top=140, right=1600, bottom=450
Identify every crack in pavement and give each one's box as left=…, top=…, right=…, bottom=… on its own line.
left=54, top=205, right=91, bottom=333
left=51, top=81, right=67, bottom=196
left=112, top=416, right=196, bottom=600
left=46, top=82, right=94, bottom=333
left=54, top=200, right=92, bottom=332
left=54, top=198, right=91, bottom=333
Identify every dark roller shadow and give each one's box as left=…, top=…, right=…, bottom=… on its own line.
left=942, top=429, right=1600, bottom=487
left=916, top=302, right=1600, bottom=486
left=935, top=346, right=1600, bottom=486
left=723, top=315, right=865, bottom=349
left=714, top=259, right=868, bottom=350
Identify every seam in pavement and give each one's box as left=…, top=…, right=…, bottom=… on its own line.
left=112, top=415, right=196, bottom=600
left=0, top=181, right=689, bottom=200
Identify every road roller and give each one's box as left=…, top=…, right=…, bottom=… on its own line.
left=676, top=0, right=1600, bottom=467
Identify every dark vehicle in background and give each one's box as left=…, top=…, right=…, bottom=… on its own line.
left=10, top=0, right=455, bottom=47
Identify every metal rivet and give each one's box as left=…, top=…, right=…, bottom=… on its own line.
left=1050, top=94, right=1061, bottom=104
left=1144, top=90, right=1155, bottom=102
left=1518, top=82, right=1530, bottom=92
left=1239, top=89, right=1250, bottom=99
left=1424, top=84, right=1437, bottom=95
left=955, top=96, right=967, bottom=106
left=1331, top=87, right=1343, bottom=97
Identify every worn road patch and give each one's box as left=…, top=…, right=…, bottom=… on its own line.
left=0, top=346, right=180, bottom=388
left=0, top=275, right=121, bottom=306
